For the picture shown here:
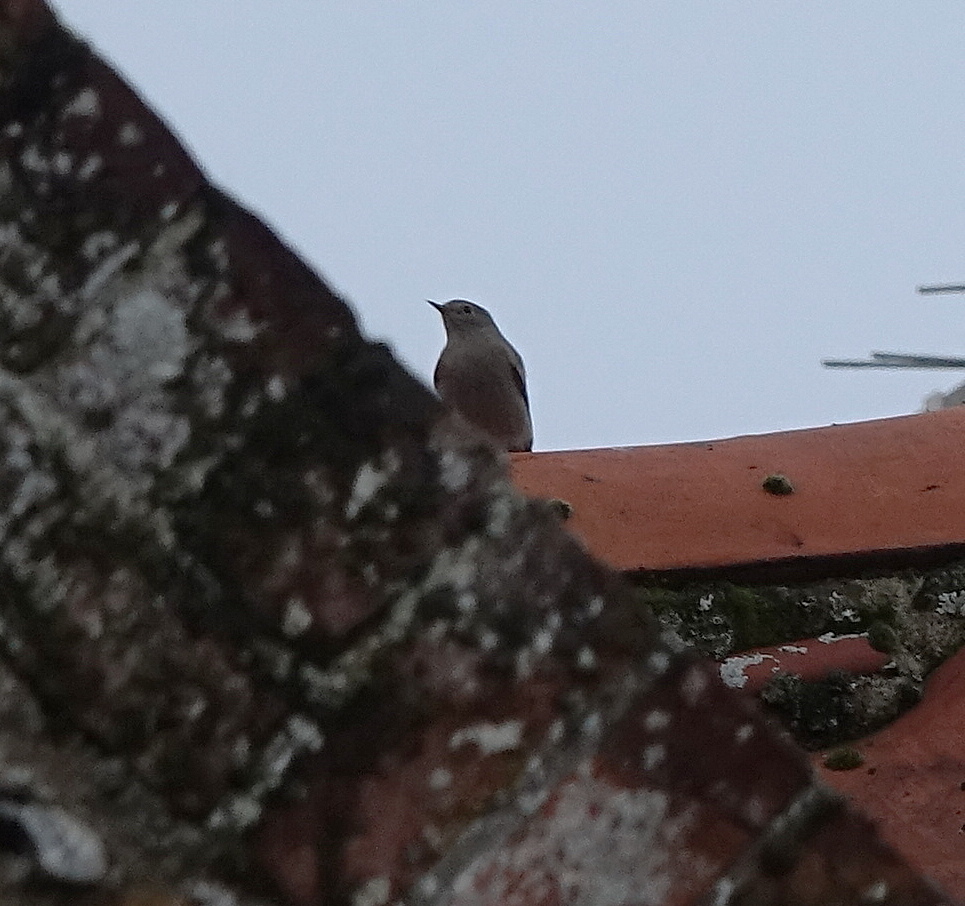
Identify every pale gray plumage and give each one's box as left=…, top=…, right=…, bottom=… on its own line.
left=428, top=299, right=533, bottom=452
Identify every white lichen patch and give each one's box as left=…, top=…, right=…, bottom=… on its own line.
left=253, top=498, right=274, bottom=518
left=51, top=150, right=73, bottom=177
left=861, top=880, right=889, bottom=904
left=209, top=713, right=324, bottom=832
left=697, top=594, right=714, bottom=611
left=53, top=281, right=191, bottom=474
left=705, top=877, right=738, bottom=906
left=184, top=696, right=207, bottom=722
left=0, top=211, right=226, bottom=604
left=0, top=800, right=109, bottom=884
left=428, top=767, right=453, bottom=791
left=524, top=609, right=562, bottom=664
left=76, top=153, right=103, bottom=182
left=825, top=591, right=863, bottom=624
left=718, top=653, right=773, bottom=690
left=581, top=711, right=603, bottom=739
left=213, top=308, right=261, bottom=342
left=438, top=448, right=472, bottom=494
left=0, top=369, right=179, bottom=591
left=282, top=597, right=313, bottom=638
left=641, top=744, right=665, bottom=771
left=514, top=645, right=537, bottom=681
left=477, top=627, right=499, bottom=651
left=424, top=538, right=483, bottom=600
left=80, top=230, right=119, bottom=261
left=19, top=143, right=47, bottom=173
left=265, top=374, right=287, bottom=402
left=117, top=121, right=145, bottom=147
left=485, top=494, right=515, bottom=539
left=643, top=710, right=671, bottom=734
left=207, top=794, right=261, bottom=831
left=61, top=87, right=101, bottom=120
left=449, top=720, right=524, bottom=756
left=816, top=631, right=865, bottom=644
left=936, top=590, right=965, bottom=615
left=78, top=240, right=140, bottom=302
left=414, top=874, right=440, bottom=899
left=288, top=713, right=324, bottom=751
left=532, top=627, right=554, bottom=656
left=352, top=876, right=390, bottom=906
left=183, top=879, right=246, bottom=906
left=346, top=463, right=384, bottom=520
left=516, top=777, right=552, bottom=817
left=576, top=645, right=597, bottom=671
left=456, top=591, right=477, bottom=614
left=646, top=649, right=671, bottom=676
left=585, top=596, right=605, bottom=619
left=441, top=776, right=711, bottom=906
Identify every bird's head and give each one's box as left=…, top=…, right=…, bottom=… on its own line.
left=427, top=299, right=497, bottom=335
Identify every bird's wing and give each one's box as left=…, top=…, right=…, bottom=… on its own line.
left=506, top=346, right=530, bottom=409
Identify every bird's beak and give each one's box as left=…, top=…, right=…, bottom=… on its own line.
left=427, top=299, right=444, bottom=313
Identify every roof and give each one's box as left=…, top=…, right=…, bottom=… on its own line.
left=0, top=1, right=957, bottom=903
left=813, top=643, right=965, bottom=895
left=511, top=408, right=965, bottom=578
left=513, top=413, right=965, bottom=901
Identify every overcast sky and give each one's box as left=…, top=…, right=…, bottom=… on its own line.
left=52, top=2, right=965, bottom=451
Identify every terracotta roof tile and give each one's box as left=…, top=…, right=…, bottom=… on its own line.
left=511, top=408, right=965, bottom=574
left=815, top=644, right=965, bottom=897
left=720, top=634, right=891, bottom=694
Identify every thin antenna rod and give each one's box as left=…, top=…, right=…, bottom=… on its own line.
left=822, top=359, right=908, bottom=369
left=823, top=352, right=965, bottom=369
left=918, top=283, right=965, bottom=294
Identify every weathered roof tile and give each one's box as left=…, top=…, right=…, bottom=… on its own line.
left=511, top=409, right=965, bottom=575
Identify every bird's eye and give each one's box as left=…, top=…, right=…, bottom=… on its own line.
left=461, top=305, right=472, bottom=315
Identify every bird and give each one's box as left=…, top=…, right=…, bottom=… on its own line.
left=428, top=299, right=533, bottom=452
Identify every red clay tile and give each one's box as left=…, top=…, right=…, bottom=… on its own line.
left=720, top=634, right=891, bottom=694
left=815, top=644, right=965, bottom=900
left=511, top=409, right=965, bottom=573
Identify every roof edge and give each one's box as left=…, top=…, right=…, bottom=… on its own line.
left=627, top=542, right=965, bottom=587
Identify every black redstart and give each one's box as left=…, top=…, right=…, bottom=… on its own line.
left=428, top=299, right=533, bottom=452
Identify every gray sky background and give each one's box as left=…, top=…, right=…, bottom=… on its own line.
left=53, top=2, right=965, bottom=451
